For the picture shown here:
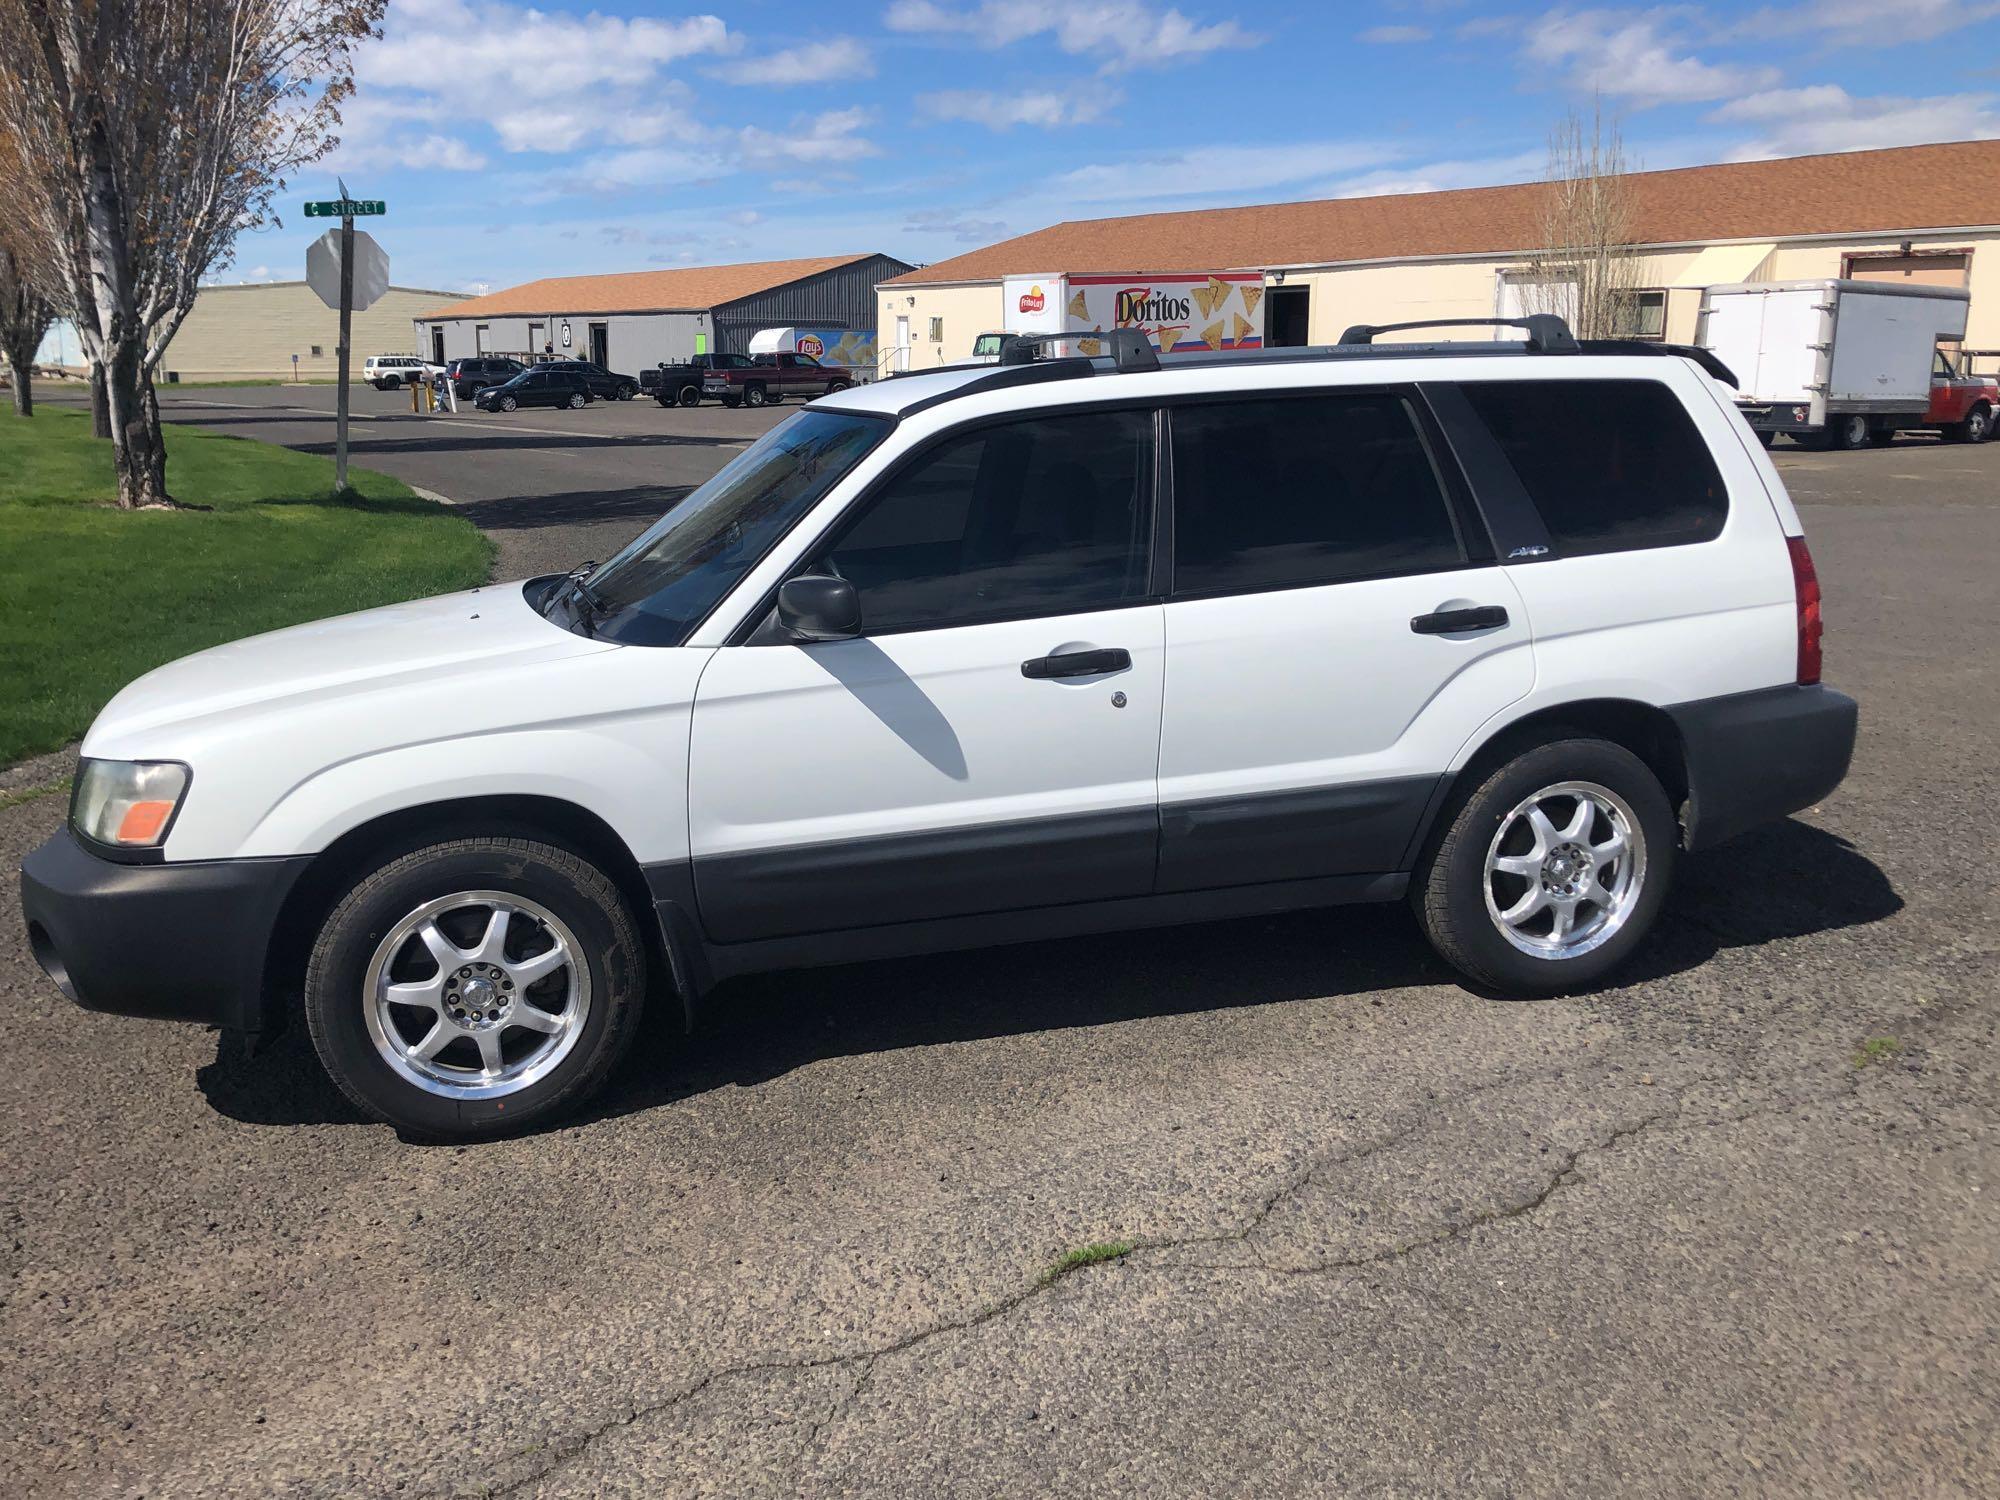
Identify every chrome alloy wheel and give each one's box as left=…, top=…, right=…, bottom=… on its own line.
left=1483, top=781, right=1647, bottom=961
left=364, top=890, right=591, bottom=1098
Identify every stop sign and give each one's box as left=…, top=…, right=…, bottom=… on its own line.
left=306, top=228, right=390, bottom=312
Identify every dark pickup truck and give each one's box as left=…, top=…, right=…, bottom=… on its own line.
left=643, top=353, right=752, bottom=407
left=701, top=351, right=853, bottom=408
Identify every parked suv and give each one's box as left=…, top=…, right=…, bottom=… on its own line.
left=444, top=356, right=525, bottom=399
left=472, top=367, right=593, bottom=412
left=536, top=359, right=639, bottom=401
left=21, top=322, right=1857, bottom=1141
left=363, top=354, right=440, bottom=390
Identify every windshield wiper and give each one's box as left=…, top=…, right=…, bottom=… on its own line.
left=550, top=560, right=604, bottom=634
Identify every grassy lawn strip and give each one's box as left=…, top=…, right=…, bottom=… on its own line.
left=0, top=405, right=492, bottom=765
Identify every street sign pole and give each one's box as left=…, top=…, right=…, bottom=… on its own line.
left=335, top=208, right=354, bottom=492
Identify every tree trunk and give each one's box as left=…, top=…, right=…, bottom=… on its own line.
left=89, top=360, right=110, bottom=438
left=4, top=352, right=30, bottom=416
left=104, top=337, right=170, bottom=507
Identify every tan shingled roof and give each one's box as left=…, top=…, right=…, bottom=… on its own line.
left=885, top=140, right=2000, bottom=285
left=418, top=254, right=876, bottom=320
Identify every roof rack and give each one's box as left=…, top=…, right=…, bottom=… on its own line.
left=998, top=327, right=1160, bottom=372
left=1340, top=314, right=1580, bottom=351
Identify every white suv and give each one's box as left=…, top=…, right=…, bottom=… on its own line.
left=363, top=354, right=440, bottom=390
left=21, top=321, right=1857, bottom=1141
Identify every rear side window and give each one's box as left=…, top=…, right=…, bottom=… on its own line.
left=1458, top=379, right=1727, bottom=555
left=1170, top=392, right=1465, bottom=595
left=817, top=408, right=1155, bottom=632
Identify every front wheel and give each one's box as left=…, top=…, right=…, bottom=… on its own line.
left=567, top=392, right=586, bottom=409
left=827, top=379, right=851, bottom=395
left=677, top=385, right=700, bottom=408
left=499, top=394, right=518, bottom=412
left=304, top=837, right=648, bottom=1141
left=743, top=384, right=767, bottom=408
left=1946, top=405, right=1991, bottom=444
left=1414, top=739, right=1675, bottom=996
left=619, top=385, right=637, bottom=401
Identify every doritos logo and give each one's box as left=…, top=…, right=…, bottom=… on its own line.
left=1019, top=285, right=1046, bottom=313
left=1114, top=287, right=1191, bottom=325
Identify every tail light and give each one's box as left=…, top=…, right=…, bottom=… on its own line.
left=1787, top=535, right=1822, bottom=685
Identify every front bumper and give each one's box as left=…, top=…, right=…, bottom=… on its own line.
left=20, top=830, right=312, bottom=1034
left=1669, top=684, right=1858, bottom=850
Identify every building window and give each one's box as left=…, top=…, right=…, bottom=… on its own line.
left=310, top=345, right=323, bottom=358
left=1613, top=289, right=1667, bottom=341
left=928, top=317, right=943, bottom=343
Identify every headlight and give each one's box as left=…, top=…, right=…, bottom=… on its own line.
left=71, top=759, right=191, bottom=849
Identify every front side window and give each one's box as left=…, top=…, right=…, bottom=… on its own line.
left=1458, top=379, right=1727, bottom=556
left=1170, top=392, right=1465, bottom=596
left=583, top=410, right=894, bottom=646
left=813, top=408, right=1155, bottom=633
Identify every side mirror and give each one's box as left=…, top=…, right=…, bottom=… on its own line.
left=777, top=574, right=860, bottom=642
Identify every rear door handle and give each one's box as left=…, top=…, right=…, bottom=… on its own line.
left=1410, top=605, right=1509, bottom=635
left=1021, top=647, right=1131, bottom=680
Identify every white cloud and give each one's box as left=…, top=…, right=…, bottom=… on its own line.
left=709, top=37, right=874, bottom=85
left=738, top=108, right=879, bottom=166
left=905, top=208, right=1009, bottom=243
left=1325, top=149, right=1549, bottom=198
left=1717, top=0, right=2000, bottom=46
left=1051, top=140, right=1404, bottom=204
left=1360, top=24, right=1431, bottom=43
left=1522, top=8, right=1779, bottom=108
left=352, top=0, right=734, bottom=154
left=886, top=0, right=1260, bottom=72
left=1713, top=85, right=2000, bottom=157
left=323, top=95, right=488, bottom=173
left=573, top=144, right=729, bottom=193
left=918, top=87, right=1118, bottom=129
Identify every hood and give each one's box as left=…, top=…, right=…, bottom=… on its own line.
left=84, top=582, right=611, bottom=755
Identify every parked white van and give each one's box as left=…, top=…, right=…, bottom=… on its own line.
left=22, top=319, right=1857, bottom=1140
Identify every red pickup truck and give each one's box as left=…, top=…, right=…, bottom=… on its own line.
left=700, top=351, right=853, bottom=408
left=1924, top=349, right=1995, bottom=443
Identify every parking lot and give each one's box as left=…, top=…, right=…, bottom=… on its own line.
left=3, top=403, right=1997, bottom=1497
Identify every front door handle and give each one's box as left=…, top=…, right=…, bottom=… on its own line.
left=1021, top=647, right=1131, bottom=680
left=1410, top=605, right=1510, bottom=635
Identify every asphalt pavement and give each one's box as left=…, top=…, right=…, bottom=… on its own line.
left=3, top=398, right=1996, bottom=1497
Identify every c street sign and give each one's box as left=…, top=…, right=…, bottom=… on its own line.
left=304, top=198, right=385, bottom=218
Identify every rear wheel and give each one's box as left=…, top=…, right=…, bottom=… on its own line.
left=827, top=379, right=851, bottom=394
left=305, top=837, right=648, bottom=1142
left=744, top=383, right=768, bottom=408
left=1414, top=738, right=1675, bottom=996
left=567, top=392, right=586, bottom=409
left=1755, top=430, right=1775, bottom=448
left=722, top=394, right=742, bottom=408
left=678, top=384, right=701, bottom=408
left=1834, top=414, right=1872, bottom=450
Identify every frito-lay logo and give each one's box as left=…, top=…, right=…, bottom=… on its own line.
left=1115, top=287, right=1191, bottom=325
left=1019, top=285, right=1045, bottom=313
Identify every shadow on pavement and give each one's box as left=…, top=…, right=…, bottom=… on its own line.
left=453, top=484, right=694, bottom=530
left=195, top=817, right=1901, bottom=1138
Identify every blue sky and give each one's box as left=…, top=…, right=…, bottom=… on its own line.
left=206, top=0, right=1999, bottom=295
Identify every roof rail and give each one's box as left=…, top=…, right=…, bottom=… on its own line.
left=999, top=327, right=1160, bottom=372
left=1339, top=314, right=1580, bottom=352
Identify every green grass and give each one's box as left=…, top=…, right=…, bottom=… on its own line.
left=0, top=405, right=492, bottom=765
left=1853, top=1036, right=1901, bottom=1069
left=0, top=778, right=70, bottom=813
left=1039, top=1241, right=1137, bottom=1286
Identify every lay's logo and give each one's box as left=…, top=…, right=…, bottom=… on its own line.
left=798, top=334, right=825, bottom=358
left=1019, top=285, right=1046, bottom=313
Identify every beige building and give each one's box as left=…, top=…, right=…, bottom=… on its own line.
left=879, top=139, right=2000, bottom=370
left=155, top=282, right=467, bottom=382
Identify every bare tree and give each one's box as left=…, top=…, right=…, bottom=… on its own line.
left=1517, top=102, right=1645, bottom=340
left=0, top=138, right=56, bottom=417
left=0, top=0, right=383, bottom=506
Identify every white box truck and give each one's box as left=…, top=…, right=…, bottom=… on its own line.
left=1696, top=279, right=1970, bottom=449
left=978, top=272, right=1267, bottom=361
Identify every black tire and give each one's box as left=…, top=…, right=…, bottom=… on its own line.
left=1755, top=430, right=1775, bottom=448
left=1946, top=404, right=1991, bottom=444
left=826, top=379, right=851, bottom=394
left=304, top=837, right=648, bottom=1141
left=1413, top=738, right=1676, bottom=997
left=499, top=394, right=518, bottom=412
left=677, top=384, right=700, bottom=408
left=744, top=383, right=767, bottom=408
left=619, top=385, right=637, bottom=401
left=568, top=392, right=586, bottom=409
left=1869, top=428, right=1897, bottom=447
left=722, top=394, right=742, bottom=408
left=1834, top=414, right=1872, bottom=450
left=383, top=375, right=403, bottom=390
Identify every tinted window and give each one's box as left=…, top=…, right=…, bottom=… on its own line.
left=1460, top=380, right=1727, bottom=555
left=1170, top=393, right=1464, bottom=595
left=816, top=409, right=1155, bottom=632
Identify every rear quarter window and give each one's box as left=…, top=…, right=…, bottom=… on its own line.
left=1458, top=379, right=1727, bottom=556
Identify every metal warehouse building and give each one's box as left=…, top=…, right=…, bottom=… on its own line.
left=155, top=282, right=468, bottom=383
left=414, top=253, right=914, bottom=373
left=878, top=139, right=2000, bottom=370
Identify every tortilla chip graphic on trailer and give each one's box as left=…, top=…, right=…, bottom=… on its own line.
left=1208, top=276, right=1230, bottom=313
left=1201, top=321, right=1225, bottom=351
left=1241, top=283, right=1264, bottom=318
left=1067, top=290, right=1087, bottom=321
left=1233, top=313, right=1252, bottom=344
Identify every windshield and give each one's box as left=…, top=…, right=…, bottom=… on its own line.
left=972, top=334, right=1005, bottom=357
left=576, top=409, right=893, bottom=646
